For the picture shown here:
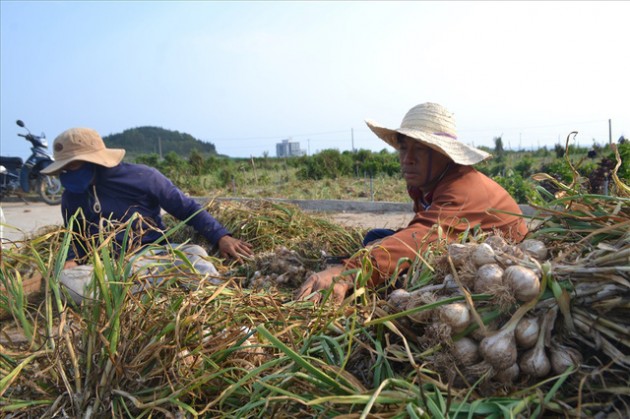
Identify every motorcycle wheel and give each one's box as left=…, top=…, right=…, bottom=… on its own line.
left=38, top=175, right=62, bottom=205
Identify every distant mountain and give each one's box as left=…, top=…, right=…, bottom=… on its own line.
left=103, top=126, right=217, bottom=158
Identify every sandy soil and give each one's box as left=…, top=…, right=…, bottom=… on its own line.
left=0, top=199, right=412, bottom=244
left=318, top=211, right=411, bottom=230
left=1, top=200, right=65, bottom=243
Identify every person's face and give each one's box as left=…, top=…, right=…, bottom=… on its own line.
left=63, top=161, right=85, bottom=172
left=398, top=136, right=451, bottom=189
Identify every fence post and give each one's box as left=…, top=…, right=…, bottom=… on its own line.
left=370, top=174, right=374, bottom=202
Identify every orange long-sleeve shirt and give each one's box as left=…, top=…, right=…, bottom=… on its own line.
left=348, top=165, right=528, bottom=286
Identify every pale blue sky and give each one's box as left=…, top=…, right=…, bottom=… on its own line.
left=2, top=1, right=628, bottom=159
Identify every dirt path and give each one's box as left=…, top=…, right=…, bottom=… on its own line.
left=1, top=200, right=412, bottom=244
left=1, top=200, right=64, bottom=243
left=318, top=211, right=411, bottom=230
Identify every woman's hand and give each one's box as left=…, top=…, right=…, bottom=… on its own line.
left=63, top=260, right=79, bottom=269
left=295, top=265, right=352, bottom=305
left=218, top=235, right=254, bottom=262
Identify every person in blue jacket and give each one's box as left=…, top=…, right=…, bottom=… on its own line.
left=41, top=127, right=253, bottom=302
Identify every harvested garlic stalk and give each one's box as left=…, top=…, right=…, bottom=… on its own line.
left=519, top=308, right=555, bottom=377
left=479, top=301, right=536, bottom=370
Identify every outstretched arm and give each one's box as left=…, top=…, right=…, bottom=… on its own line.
left=146, top=166, right=254, bottom=259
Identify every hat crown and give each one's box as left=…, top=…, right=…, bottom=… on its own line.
left=365, top=101, right=490, bottom=165
left=400, top=102, right=457, bottom=139
left=53, top=128, right=105, bottom=160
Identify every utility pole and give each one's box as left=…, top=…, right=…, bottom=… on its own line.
left=351, top=128, right=355, bottom=152
left=158, top=136, right=163, bottom=160
left=609, top=119, right=612, bottom=145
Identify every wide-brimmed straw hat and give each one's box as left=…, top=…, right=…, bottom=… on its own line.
left=41, top=127, right=125, bottom=175
left=365, top=102, right=490, bottom=165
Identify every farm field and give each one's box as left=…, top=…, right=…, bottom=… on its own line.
left=1, top=144, right=629, bottom=417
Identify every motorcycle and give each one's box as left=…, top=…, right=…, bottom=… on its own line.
left=0, top=120, right=62, bottom=205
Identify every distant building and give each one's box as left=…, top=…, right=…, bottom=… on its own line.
left=276, top=138, right=305, bottom=158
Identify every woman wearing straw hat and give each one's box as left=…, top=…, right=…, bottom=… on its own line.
left=41, top=127, right=253, bottom=303
left=296, top=102, right=528, bottom=304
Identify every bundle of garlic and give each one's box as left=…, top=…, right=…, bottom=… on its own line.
left=384, top=236, right=587, bottom=386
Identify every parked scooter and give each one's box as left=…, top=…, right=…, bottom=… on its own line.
left=0, top=120, right=62, bottom=205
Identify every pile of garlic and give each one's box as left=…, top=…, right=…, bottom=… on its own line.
left=247, top=247, right=314, bottom=289
left=386, top=237, right=581, bottom=385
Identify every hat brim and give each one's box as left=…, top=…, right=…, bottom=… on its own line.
left=40, top=148, right=125, bottom=175
left=365, top=119, right=491, bottom=166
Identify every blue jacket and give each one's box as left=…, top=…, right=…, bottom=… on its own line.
left=62, top=162, right=229, bottom=261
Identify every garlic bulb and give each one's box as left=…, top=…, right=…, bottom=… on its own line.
left=479, top=329, right=517, bottom=371
left=474, top=263, right=504, bottom=294
left=452, top=337, right=480, bottom=366
left=518, top=239, right=548, bottom=261
left=472, top=243, right=496, bottom=267
left=448, top=243, right=474, bottom=268
left=501, top=246, right=525, bottom=265
left=386, top=289, right=412, bottom=312
left=519, top=343, right=551, bottom=378
left=493, top=363, right=520, bottom=384
left=439, top=302, right=471, bottom=333
left=504, top=265, right=541, bottom=302
left=443, top=274, right=456, bottom=288
left=485, top=235, right=508, bottom=253
left=515, top=316, right=540, bottom=349
left=479, top=301, right=535, bottom=370
left=519, top=308, right=553, bottom=378
left=550, top=343, right=582, bottom=374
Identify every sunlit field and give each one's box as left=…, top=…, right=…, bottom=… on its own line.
left=1, top=145, right=628, bottom=417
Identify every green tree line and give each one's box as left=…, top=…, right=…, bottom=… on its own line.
left=134, top=142, right=628, bottom=204
left=103, top=126, right=630, bottom=204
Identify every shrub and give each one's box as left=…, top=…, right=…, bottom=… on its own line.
left=493, top=170, right=542, bottom=205
left=514, top=156, right=535, bottom=178
left=188, top=149, right=205, bottom=176
left=540, top=159, right=574, bottom=183
left=296, top=149, right=353, bottom=180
